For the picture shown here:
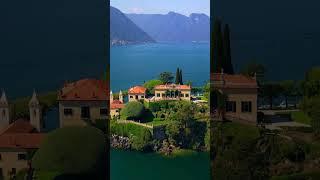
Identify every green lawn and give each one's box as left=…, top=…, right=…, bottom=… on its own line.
left=291, top=111, right=312, bottom=125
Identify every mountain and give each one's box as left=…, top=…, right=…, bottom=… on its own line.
left=110, top=6, right=155, bottom=45
left=126, top=12, right=210, bottom=42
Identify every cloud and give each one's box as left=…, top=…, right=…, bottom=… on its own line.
left=128, top=7, right=144, bottom=14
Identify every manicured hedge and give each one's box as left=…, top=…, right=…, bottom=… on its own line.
left=32, top=126, right=107, bottom=179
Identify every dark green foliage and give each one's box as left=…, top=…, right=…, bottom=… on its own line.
left=131, top=128, right=153, bottom=151
left=241, top=61, right=266, bottom=82
left=223, top=24, right=234, bottom=74
left=212, top=18, right=223, bottom=73
left=32, top=127, right=107, bottom=179
left=94, top=119, right=108, bottom=133
left=143, top=79, right=163, bottom=95
left=120, top=101, right=145, bottom=120
left=279, top=80, right=296, bottom=108
left=159, top=72, right=174, bottom=84
left=260, top=82, right=282, bottom=109
left=175, top=68, right=180, bottom=84
left=179, top=69, right=183, bottom=85
left=10, top=92, right=57, bottom=120
left=306, top=96, right=320, bottom=134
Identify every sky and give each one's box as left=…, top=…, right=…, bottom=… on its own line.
left=110, top=0, right=210, bottom=16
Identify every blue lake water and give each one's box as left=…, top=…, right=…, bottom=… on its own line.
left=110, top=42, right=210, bottom=92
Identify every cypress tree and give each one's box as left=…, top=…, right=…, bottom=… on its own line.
left=175, top=68, right=180, bottom=84
left=179, top=69, right=183, bottom=85
left=212, top=18, right=223, bottom=73
left=223, top=24, right=234, bottom=74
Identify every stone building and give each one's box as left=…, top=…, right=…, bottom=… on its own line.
left=0, top=91, right=44, bottom=180
left=153, top=84, right=191, bottom=101
left=110, top=91, right=124, bottom=119
left=128, top=86, right=146, bottom=102
left=58, top=79, right=109, bottom=127
left=211, top=72, right=258, bottom=123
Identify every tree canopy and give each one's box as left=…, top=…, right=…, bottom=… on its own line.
left=32, top=127, right=107, bottom=179
left=143, top=79, right=163, bottom=95
left=159, top=72, right=174, bottom=84
left=120, top=101, right=145, bottom=120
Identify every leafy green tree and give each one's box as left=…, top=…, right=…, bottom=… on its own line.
left=131, top=128, right=153, bottom=151
left=159, top=72, right=174, bottom=84
left=260, top=82, right=281, bottom=109
left=241, top=61, right=266, bottom=83
left=306, top=96, right=320, bottom=134
left=143, top=79, right=163, bottom=95
left=279, top=80, right=295, bottom=109
left=32, top=127, right=107, bottom=180
left=120, top=101, right=145, bottom=120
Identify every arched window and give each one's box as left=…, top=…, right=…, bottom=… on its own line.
left=34, top=110, right=37, bottom=117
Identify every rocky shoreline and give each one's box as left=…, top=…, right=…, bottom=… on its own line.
left=110, top=134, right=131, bottom=150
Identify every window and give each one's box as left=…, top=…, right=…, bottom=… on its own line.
left=180, top=94, right=184, bottom=97
left=185, top=94, right=189, bottom=97
left=129, top=96, right=133, bottom=99
left=2, top=110, right=5, bottom=118
left=141, top=96, right=144, bottom=99
left=81, top=106, right=90, bottom=119
left=226, top=101, right=236, bottom=112
left=241, top=101, right=252, bottom=112
left=64, top=108, right=73, bottom=116
left=135, top=95, right=138, bottom=99
left=0, top=153, right=2, bottom=160
left=100, top=108, right=108, bottom=116
left=162, top=94, right=165, bottom=97
left=18, top=153, right=27, bottom=160
left=157, top=93, right=160, bottom=97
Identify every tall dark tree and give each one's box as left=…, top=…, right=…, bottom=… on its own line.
left=175, top=68, right=180, bottom=84
left=223, top=24, right=234, bottom=74
left=179, top=69, right=183, bottom=85
left=212, top=18, right=223, bottom=73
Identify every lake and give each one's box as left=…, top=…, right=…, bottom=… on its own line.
left=110, top=42, right=210, bottom=92
left=111, top=149, right=210, bottom=180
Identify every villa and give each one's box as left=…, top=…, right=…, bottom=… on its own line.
left=211, top=71, right=258, bottom=123
left=0, top=91, right=44, bottom=179
left=128, top=86, right=147, bottom=102
left=153, top=84, right=191, bottom=101
left=58, top=79, right=109, bottom=127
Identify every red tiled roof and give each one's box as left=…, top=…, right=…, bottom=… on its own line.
left=0, top=133, right=44, bottom=149
left=128, top=86, right=146, bottom=94
left=0, top=119, right=37, bottom=135
left=58, top=79, right=109, bottom=101
left=211, top=73, right=258, bottom=88
left=110, top=100, right=124, bottom=109
left=154, top=84, right=191, bottom=90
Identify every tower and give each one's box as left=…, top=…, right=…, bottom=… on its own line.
left=29, top=90, right=42, bottom=132
left=0, top=90, right=10, bottom=129
left=110, top=91, right=113, bottom=103
left=119, top=90, right=123, bottom=103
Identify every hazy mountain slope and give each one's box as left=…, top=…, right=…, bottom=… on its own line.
left=110, top=6, right=155, bottom=45
left=127, top=12, right=210, bottom=42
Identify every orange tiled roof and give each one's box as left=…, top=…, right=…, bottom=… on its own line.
left=211, top=73, right=258, bottom=88
left=154, top=84, right=191, bottom=90
left=58, top=79, right=109, bottom=101
left=110, top=100, right=125, bottom=109
left=0, top=119, right=37, bottom=135
left=0, top=133, right=44, bottom=149
left=128, top=86, right=146, bottom=94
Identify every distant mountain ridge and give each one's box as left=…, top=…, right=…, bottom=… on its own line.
left=110, top=6, right=155, bottom=45
left=126, top=12, right=210, bottom=42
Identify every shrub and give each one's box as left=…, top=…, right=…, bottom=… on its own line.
left=120, top=101, right=145, bottom=120
left=131, top=128, right=153, bottom=151
left=32, top=127, right=107, bottom=179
